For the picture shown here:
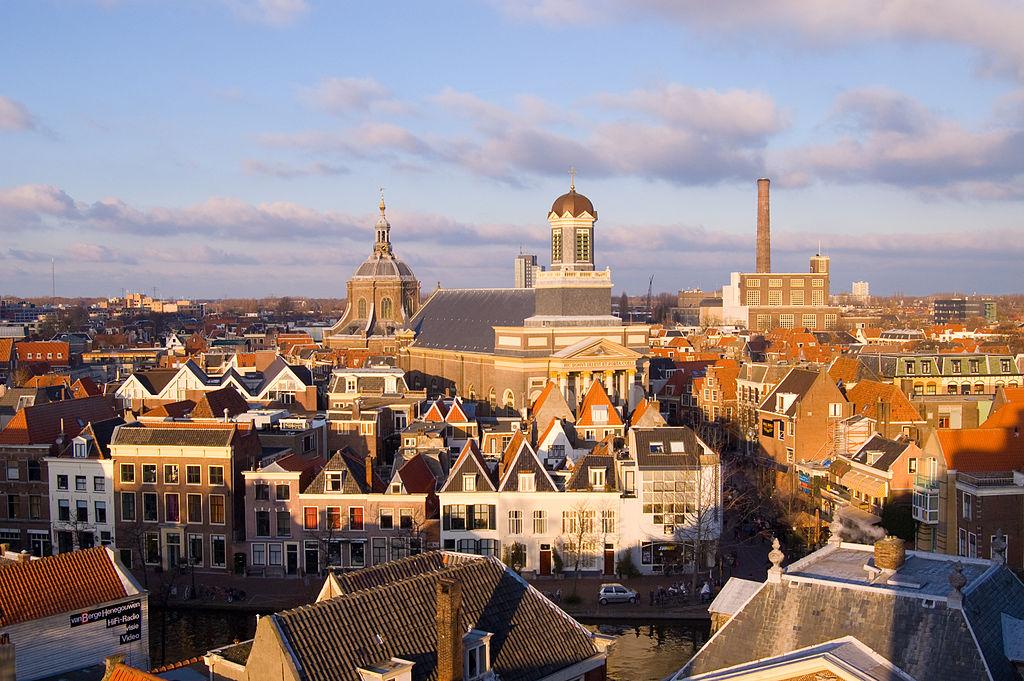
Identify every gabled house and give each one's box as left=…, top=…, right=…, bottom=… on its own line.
left=845, top=379, right=927, bottom=442
left=575, top=380, right=624, bottom=441
left=628, top=397, right=668, bottom=429
left=529, top=380, right=575, bottom=445
left=828, top=433, right=922, bottom=517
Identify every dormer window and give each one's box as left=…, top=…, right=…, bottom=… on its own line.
left=327, top=471, right=344, bottom=492
left=591, top=405, right=608, bottom=424
left=464, top=630, right=493, bottom=681
left=346, top=378, right=357, bottom=392
left=463, top=474, right=476, bottom=492
left=518, top=472, right=535, bottom=492
left=589, top=468, right=606, bottom=489
left=649, top=442, right=664, bottom=454
left=73, top=440, right=88, bottom=458
left=390, top=483, right=402, bottom=494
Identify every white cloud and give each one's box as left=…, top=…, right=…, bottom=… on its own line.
left=242, top=159, right=349, bottom=178
left=222, top=0, right=309, bottom=26
left=0, top=96, right=38, bottom=132
left=495, top=0, right=1024, bottom=82
left=302, top=76, right=404, bottom=115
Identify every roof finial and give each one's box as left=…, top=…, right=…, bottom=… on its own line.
left=379, top=186, right=386, bottom=215
left=767, top=536, right=785, bottom=583
left=569, top=165, right=576, bottom=191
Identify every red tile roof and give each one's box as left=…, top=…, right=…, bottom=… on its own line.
left=71, top=376, right=102, bottom=398
left=846, top=380, right=923, bottom=423
left=15, top=341, right=70, bottom=363
left=936, top=428, right=1024, bottom=472
left=191, top=386, right=249, bottom=419
left=0, top=395, right=119, bottom=445
left=106, top=664, right=163, bottom=681
left=0, top=547, right=130, bottom=626
left=575, top=381, right=623, bottom=427
left=142, top=400, right=196, bottom=418
left=0, top=338, right=13, bottom=364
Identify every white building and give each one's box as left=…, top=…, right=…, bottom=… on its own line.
left=438, top=426, right=722, bottom=575
left=0, top=546, right=149, bottom=680
left=852, top=280, right=870, bottom=302
left=44, top=418, right=123, bottom=554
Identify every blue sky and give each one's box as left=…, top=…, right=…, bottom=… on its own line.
left=2, top=0, right=1024, bottom=298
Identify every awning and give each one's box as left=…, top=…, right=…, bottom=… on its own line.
left=841, top=470, right=887, bottom=500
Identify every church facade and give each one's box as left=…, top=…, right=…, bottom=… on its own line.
left=398, top=181, right=651, bottom=414
left=326, top=194, right=421, bottom=351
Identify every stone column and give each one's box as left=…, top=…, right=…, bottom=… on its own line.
left=618, top=371, right=628, bottom=407
left=558, top=372, right=568, bottom=402
left=603, top=370, right=614, bottom=395
left=627, top=370, right=636, bottom=406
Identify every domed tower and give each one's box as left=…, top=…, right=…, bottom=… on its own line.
left=327, top=193, right=421, bottom=345
left=548, top=171, right=596, bottom=272
left=528, top=173, right=617, bottom=326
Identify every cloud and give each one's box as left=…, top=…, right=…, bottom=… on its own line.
left=242, top=159, right=349, bottom=178
left=0, top=96, right=37, bottom=132
left=495, top=1, right=1024, bottom=82
left=266, top=83, right=778, bottom=186
left=783, top=88, right=1024, bottom=194
left=302, top=77, right=407, bottom=115
left=222, top=0, right=308, bottom=26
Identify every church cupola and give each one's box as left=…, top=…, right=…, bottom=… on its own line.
left=374, top=189, right=392, bottom=257
left=548, top=168, right=596, bottom=272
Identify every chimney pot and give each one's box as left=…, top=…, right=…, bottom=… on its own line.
left=0, top=543, right=8, bottom=556
left=104, top=654, right=125, bottom=675
left=16, top=551, right=30, bottom=564
left=435, top=579, right=463, bottom=681
left=874, top=536, right=906, bottom=571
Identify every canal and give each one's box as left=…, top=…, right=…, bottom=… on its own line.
left=151, top=608, right=709, bottom=681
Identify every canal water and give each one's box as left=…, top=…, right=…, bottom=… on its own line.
left=151, top=608, right=709, bottom=681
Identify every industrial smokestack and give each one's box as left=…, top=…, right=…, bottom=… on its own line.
left=756, top=178, right=771, bottom=273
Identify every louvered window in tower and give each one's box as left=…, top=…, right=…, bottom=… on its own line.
left=551, top=230, right=562, bottom=262
left=575, top=230, right=591, bottom=262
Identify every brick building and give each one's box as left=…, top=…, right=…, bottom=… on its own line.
left=110, top=422, right=261, bottom=572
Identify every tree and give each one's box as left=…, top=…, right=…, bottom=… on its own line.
left=558, top=500, right=607, bottom=595
left=502, top=541, right=526, bottom=573
left=674, top=451, right=723, bottom=595
left=276, top=296, right=295, bottom=317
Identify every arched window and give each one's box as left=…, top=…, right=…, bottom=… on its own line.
left=488, top=387, right=496, bottom=406
left=380, top=297, right=392, bottom=319
left=925, top=382, right=936, bottom=395
left=357, top=298, right=367, bottom=318
left=466, top=384, right=476, bottom=400
left=502, top=389, right=516, bottom=411
left=947, top=384, right=958, bottom=395
left=974, top=383, right=985, bottom=395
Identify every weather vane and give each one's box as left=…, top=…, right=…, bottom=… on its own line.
left=569, top=166, right=576, bottom=190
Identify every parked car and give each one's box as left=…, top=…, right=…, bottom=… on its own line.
left=598, top=583, right=638, bottom=605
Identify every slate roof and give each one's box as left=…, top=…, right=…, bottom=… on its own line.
left=564, top=453, right=616, bottom=491
left=497, top=436, right=557, bottom=492
left=304, top=449, right=380, bottom=495
left=758, top=367, right=822, bottom=416
left=849, top=434, right=912, bottom=472
left=132, top=369, right=179, bottom=395
left=630, top=427, right=704, bottom=468
left=110, top=424, right=238, bottom=448
left=0, top=547, right=133, bottom=626
left=266, top=552, right=601, bottom=681
left=191, top=385, right=250, bottom=419
left=407, top=288, right=535, bottom=352
left=683, top=580, right=988, bottom=680
left=58, top=416, right=126, bottom=459
left=687, top=539, right=1024, bottom=681
left=441, top=441, right=496, bottom=493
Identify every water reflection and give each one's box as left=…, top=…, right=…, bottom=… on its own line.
left=586, top=621, right=709, bottom=681
left=151, top=609, right=708, bottom=679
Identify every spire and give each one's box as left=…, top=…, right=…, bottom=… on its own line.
left=569, top=165, right=576, bottom=191
left=373, top=187, right=392, bottom=256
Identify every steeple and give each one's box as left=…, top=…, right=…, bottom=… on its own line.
left=374, top=187, right=392, bottom=256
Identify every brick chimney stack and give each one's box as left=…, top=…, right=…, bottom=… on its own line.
left=756, top=178, right=771, bottom=273
left=874, top=536, right=906, bottom=571
left=0, top=633, right=15, bottom=681
left=435, top=579, right=463, bottom=681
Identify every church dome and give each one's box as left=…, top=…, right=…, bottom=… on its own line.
left=352, top=253, right=418, bottom=282
left=550, top=188, right=595, bottom=218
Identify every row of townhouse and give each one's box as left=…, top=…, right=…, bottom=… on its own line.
left=437, top=426, right=722, bottom=576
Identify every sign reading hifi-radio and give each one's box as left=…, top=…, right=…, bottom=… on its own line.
left=69, top=600, right=142, bottom=645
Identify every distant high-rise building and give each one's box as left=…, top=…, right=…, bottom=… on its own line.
left=852, top=281, right=870, bottom=302
left=933, top=297, right=997, bottom=324
left=514, top=253, right=539, bottom=288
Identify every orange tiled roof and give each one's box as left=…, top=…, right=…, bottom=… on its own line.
left=0, top=395, right=119, bottom=445
left=575, top=381, right=623, bottom=427
left=0, top=338, right=13, bottom=363
left=829, top=356, right=862, bottom=384
left=982, top=400, right=1024, bottom=429
left=107, top=664, right=164, bottom=681
left=71, top=376, right=102, bottom=398
left=141, top=399, right=196, bottom=418
left=0, top=547, right=129, bottom=626
left=846, top=380, right=923, bottom=423
left=936, top=428, right=1024, bottom=472
left=23, top=373, right=71, bottom=388
left=15, top=341, right=70, bottom=362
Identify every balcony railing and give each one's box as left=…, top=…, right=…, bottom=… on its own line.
left=913, top=475, right=940, bottom=492
left=958, top=472, right=1018, bottom=488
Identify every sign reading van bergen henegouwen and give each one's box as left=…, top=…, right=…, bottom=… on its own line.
left=70, top=599, right=142, bottom=644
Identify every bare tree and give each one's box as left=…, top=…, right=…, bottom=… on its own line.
left=674, top=454, right=723, bottom=595
left=558, top=500, right=600, bottom=596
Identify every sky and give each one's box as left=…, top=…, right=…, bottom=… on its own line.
left=3, top=0, right=1024, bottom=299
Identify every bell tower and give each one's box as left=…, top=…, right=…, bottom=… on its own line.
left=373, top=188, right=392, bottom=257
left=548, top=167, right=596, bottom=273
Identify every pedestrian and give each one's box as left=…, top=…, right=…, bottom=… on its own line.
left=649, top=589, right=655, bottom=607
left=700, top=580, right=712, bottom=604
